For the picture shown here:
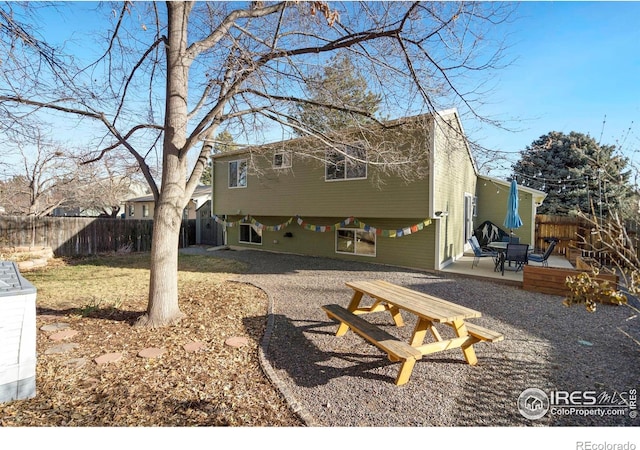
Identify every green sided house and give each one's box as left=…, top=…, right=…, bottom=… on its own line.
left=211, top=109, right=546, bottom=272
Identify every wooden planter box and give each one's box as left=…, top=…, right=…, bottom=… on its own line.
left=566, top=248, right=582, bottom=266
left=575, top=256, right=600, bottom=271
left=523, top=265, right=618, bottom=297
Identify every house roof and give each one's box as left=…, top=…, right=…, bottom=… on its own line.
left=211, top=108, right=465, bottom=160
left=478, top=174, right=548, bottom=204
left=126, top=184, right=211, bottom=203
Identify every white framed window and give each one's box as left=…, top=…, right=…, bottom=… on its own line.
left=229, top=159, right=247, bottom=188
left=142, top=204, right=149, bottom=218
left=239, top=223, right=262, bottom=245
left=273, top=151, right=292, bottom=169
left=325, top=145, right=367, bottom=181
left=128, top=204, right=135, bottom=217
left=336, top=228, right=376, bottom=256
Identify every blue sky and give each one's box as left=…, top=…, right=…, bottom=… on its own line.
left=466, top=1, right=640, bottom=176
left=4, top=1, right=639, bottom=182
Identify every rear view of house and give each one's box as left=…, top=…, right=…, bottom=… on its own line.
left=211, top=109, right=544, bottom=271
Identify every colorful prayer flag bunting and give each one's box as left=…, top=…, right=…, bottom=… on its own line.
left=214, top=214, right=431, bottom=237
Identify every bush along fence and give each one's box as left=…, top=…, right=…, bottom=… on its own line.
left=0, top=216, right=167, bottom=257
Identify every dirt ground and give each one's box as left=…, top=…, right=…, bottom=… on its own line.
left=0, top=271, right=304, bottom=426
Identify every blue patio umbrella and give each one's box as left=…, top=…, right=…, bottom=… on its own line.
left=503, top=179, right=523, bottom=233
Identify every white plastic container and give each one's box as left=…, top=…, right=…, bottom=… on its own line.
left=0, top=261, right=37, bottom=403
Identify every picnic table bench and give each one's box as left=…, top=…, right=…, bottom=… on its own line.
left=322, top=279, right=504, bottom=386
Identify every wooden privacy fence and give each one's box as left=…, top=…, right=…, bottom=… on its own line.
left=0, top=216, right=164, bottom=257
left=535, top=214, right=639, bottom=267
left=534, top=215, right=588, bottom=256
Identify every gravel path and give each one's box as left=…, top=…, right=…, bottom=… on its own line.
left=183, top=247, right=639, bottom=427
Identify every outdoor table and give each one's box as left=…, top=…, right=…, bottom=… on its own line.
left=487, top=241, right=508, bottom=251
left=322, top=279, right=503, bottom=385
left=488, top=241, right=532, bottom=274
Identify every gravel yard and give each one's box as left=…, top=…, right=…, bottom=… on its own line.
left=194, top=247, right=639, bottom=427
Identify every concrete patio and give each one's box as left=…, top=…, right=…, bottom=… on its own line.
left=439, top=251, right=574, bottom=286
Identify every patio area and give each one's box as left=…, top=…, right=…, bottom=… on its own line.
left=439, top=251, right=575, bottom=286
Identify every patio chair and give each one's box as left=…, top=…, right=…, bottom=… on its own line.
left=528, top=239, right=557, bottom=267
left=502, top=243, right=529, bottom=275
left=468, top=236, right=499, bottom=269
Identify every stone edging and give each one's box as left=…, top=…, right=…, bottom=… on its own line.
left=236, top=278, right=319, bottom=427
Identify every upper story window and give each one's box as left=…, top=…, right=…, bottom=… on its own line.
left=325, top=145, right=367, bottom=181
left=273, top=151, right=292, bottom=169
left=229, top=159, right=247, bottom=188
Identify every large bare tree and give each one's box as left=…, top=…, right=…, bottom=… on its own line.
left=0, top=1, right=513, bottom=327
left=0, top=132, right=81, bottom=217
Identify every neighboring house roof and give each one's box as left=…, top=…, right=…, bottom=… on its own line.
left=127, top=184, right=212, bottom=205
left=123, top=180, right=151, bottom=201
left=478, top=174, right=548, bottom=205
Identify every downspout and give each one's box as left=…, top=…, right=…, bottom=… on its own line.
left=428, top=117, right=441, bottom=270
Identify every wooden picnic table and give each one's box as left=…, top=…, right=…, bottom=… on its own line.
left=322, top=279, right=503, bottom=385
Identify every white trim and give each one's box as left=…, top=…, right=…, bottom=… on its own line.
left=228, top=159, right=248, bottom=188
left=529, top=199, right=539, bottom=247
left=429, top=118, right=437, bottom=218
left=272, top=151, right=292, bottom=169
left=477, top=174, right=547, bottom=202
left=238, top=223, right=262, bottom=245
left=434, top=216, right=442, bottom=269
left=324, top=144, right=367, bottom=182
left=463, top=192, right=474, bottom=243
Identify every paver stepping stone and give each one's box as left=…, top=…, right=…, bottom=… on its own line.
left=76, top=377, right=99, bottom=389
left=95, top=353, right=123, bottom=365
left=40, top=322, right=70, bottom=332
left=138, top=347, right=166, bottom=358
left=49, top=329, right=79, bottom=341
left=37, top=314, right=62, bottom=321
left=183, top=341, right=206, bottom=353
left=63, top=358, right=88, bottom=369
left=225, top=336, right=249, bottom=348
left=44, top=343, right=79, bottom=355
left=76, top=377, right=100, bottom=389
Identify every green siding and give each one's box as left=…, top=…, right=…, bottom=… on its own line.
left=432, top=116, right=478, bottom=266
left=224, top=216, right=437, bottom=270
left=475, top=180, right=536, bottom=246
left=212, top=111, right=493, bottom=271
left=213, top=124, right=432, bottom=219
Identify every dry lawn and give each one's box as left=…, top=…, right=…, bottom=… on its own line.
left=0, top=253, right=304, bottom=426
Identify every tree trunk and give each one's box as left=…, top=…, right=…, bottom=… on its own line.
left=136, top=2, right=192, bottom=327
left=137, top=201, right=185, bottom=327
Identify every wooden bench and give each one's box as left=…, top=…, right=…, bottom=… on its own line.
left=465, top=323, right=504, bottom=343
left=322, top=304, right=422, bottom=385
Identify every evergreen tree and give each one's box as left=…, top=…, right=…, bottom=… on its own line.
left=292, top=53, right=382, bottom=134
left=512, top=131, right=632, bottom=217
